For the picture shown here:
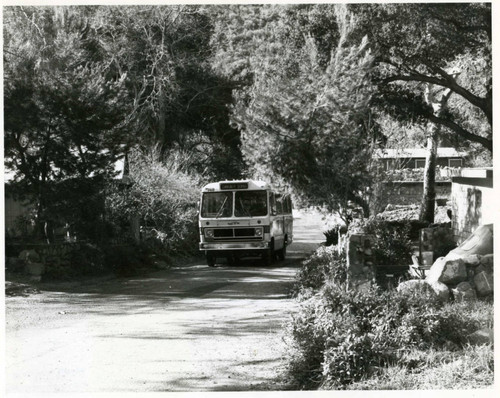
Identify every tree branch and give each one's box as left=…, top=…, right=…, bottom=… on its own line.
left=383, top=71, right=491, bottom=125
left=427, top=113, right=492, bottom=152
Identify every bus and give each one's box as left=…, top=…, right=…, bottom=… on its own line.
left=198, top=180, right=293, bottom=267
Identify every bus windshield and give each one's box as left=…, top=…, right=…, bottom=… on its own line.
left=201, top=192, right=233, bottom=218
left=234, top=190, right=268, bottom=217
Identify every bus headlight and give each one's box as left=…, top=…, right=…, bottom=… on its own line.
left=205, top=228, right=214, bottom=238
left=255, top=227, right=263, bottom=237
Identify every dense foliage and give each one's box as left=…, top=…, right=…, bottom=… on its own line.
left=105, top=147, right=200, bottom=257
left=4, top=3, right=492, bottom=249
left=287, top=247, right=492, bottom=390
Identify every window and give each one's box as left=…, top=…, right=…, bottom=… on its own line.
left=415, top=159, right=426, bottom=168
left=275, top=194, right=283, bottom=215
left=269, top=192, right=277, bottom=215
left=201, top=192, right=233, bottom=218
left=287, top=196, right=293, bottom=214
left=234, top=190, right=268, bottom=217
left=449, top=158, right=463, bottom=168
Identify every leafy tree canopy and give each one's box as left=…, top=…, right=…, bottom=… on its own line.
left=215, top=5, right=377, bottom=217
left=350, top=3, right=492, bottom=151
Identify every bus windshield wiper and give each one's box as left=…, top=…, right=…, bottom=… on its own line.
left=215, top=196, right=228, bottom=218
left=239, top=199, right=252, bottom=217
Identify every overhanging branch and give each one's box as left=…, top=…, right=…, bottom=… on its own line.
left=427, top=113, right=492, bottom=152
left=383, top=72, right=491, bottom=125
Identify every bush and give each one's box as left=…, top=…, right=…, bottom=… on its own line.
left=285, top=275, right=486, bottom=390
left=350, top=217, right=413, bottom=265
left=106, top=147, right=201, bottom=258
left=104, top=244, right=153, bottom=277
left=292, top=246, right=347, bottom=296
left=43, top=243, right=107, bottom=281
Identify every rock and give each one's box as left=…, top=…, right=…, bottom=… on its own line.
left=428, top=281, right=450, bottom=302
left=480, top=253, right=494, bottom=266
left=440, top=258, right=467, bottom=285
left=451, top=281, right=477, bottom=302
left=466, top=268, right=475, bottom=282
left=479, top=254, right=494, bottom=273
left=474, top=271, right=493, bottom=297
left=426, top=257, right=467, bottom=286
left=25, top=262, right=45, bottom=276
left=426, top=257, right=446, bottom=284
left=474, top=265, right=486, bottom=275
left=19, top=249, right=40, bottom=263
left=353, top=279, right=374, bottom=293
left=154, top=260, right=169, bottom=270
left=462, top=254, right=481, bottom=267
left=467, top=328, right=494, bottom=346
left=6, top=257, right=26, bottom=272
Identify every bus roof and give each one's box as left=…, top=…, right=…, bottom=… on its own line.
left=201, top=179, right=271, bottom=192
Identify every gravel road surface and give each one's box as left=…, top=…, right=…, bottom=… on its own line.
left=5, top=212, right=325, bottom=393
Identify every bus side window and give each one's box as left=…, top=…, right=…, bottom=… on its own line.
left=286, top=196, right=292, bottom=214
left=270, top=192, right=277, bottom=216
left=276, top=194, right=283, bottom=215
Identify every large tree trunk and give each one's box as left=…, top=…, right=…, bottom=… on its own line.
left=419, top=80, right=456, bottom=224
left=419, top=127, right=438, bottom=223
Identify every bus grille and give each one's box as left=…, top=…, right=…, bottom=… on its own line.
left=213, top=228, right=262, bottom=240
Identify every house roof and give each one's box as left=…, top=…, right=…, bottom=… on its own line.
left=374, top=147, right=468, bottom=159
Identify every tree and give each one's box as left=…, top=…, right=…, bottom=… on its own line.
left=4, top=6, right=132, bottom=239
left=221, top=5, right=377, bottom=220
left=349, top=3, right=491, bottom=223
left=351, top=3, right=491, bottom=151
left=93, top=5, right=244, bottom=178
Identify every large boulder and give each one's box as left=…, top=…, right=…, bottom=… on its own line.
left=480, top=254, right=494, bottom=273
left=440, top=258, right=467, bottom=285
left=474, top=271, right=493, bottom=297
left=451, top=281, right=477, bottom=302
left=428, top=281, right=450, bottom=302
left=19, top=249, right=40, bottom=263
left=448, top=224, right=493, bottom=257
left=467, top=328, right=494, bottom=346
left=426, top=257, right=467, bottom=286
left=25, top=262, right=45, bottom=276
left=462, top=254, right=481, bottom=267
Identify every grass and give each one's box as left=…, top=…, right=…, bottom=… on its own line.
left=346, top=344, right=493, bottom=390
left=343, top=299, right=494, bottom=390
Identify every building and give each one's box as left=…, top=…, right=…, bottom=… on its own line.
left=371, top=147, right=467, bottom=214
left=375, top=147, right=467, bottom=171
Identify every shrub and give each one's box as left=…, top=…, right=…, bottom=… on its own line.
left=104, top=244, right=153, bottom=277
left=285, top=275, right=487, bottom=390
left=292, top=246, right=347, bottom=296
left=43, top=243, right=107, bottom=281
left=350, top=217, right=413, bottom=265
left=106, top=147, right=201, bottom=258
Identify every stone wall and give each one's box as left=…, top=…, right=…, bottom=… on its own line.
left=6, top=242, right=82, bottom=266
left=372, top=181, right=451, bottom=214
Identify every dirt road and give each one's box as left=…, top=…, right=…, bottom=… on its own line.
left=5, top=212, right=325, bottom=393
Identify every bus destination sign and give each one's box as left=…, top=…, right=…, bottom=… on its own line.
left=220, top=182, right=248, bottom=190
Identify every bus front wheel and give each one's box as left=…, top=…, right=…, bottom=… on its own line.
left=207, top=254, right=216, bottom=267
left=277, top=243, right=286, bottom=261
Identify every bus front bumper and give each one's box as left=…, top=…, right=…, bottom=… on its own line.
left=199, top=241, right=270, bottom=251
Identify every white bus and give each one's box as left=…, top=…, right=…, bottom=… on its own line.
left=198, top=180, right=293, bottom=266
